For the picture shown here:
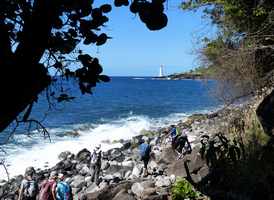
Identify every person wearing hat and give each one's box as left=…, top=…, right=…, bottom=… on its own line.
left=90, top=144, right=102, bottom=185
left=39, top=171, right=58, bottom=200
left=18, top=167, right=38, bottom=200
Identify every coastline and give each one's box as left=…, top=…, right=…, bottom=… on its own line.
left=0, top=103, right=248, bottom=199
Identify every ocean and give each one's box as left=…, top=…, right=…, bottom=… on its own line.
left=0, top=77, right=219, bottom=179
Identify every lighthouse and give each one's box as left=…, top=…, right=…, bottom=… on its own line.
left=159, top=64, right=164, bottom=77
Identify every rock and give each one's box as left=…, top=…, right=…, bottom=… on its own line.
left=131, top=164, right=143, bottom=178
left=58, top=151, right=72, bottom=160
left=85, top=185, right=109, bottom=200
left=186, top=149, right=206, bottom=173
left=64, top=130, right=80, bottom=137
left=190, top=173, right=201, bottom=184
left=121, top=141, right=131, bottom=150
left=167, top=159, right=187, bottom=177
left=155, top=176, right=172, bottom=187
left=71, top=175, right=85, bottom=188
left=122, top=160, right=134, bottom=168
left=170, top=174, right=176, bottom=184
left=198, top=165, right=209, bottom=179
left=85, top=176, right=92, bottom=184
left=107, top=148, right=125, bottom=162
left=103, top=174, right=114, bottom=181
left=52, top=160, right=74, bottom=171
left=142, top=188, right=157, bottom=199
left=147, top=160, right=158, bottom=171
left=76, top=148, right=91, bottom=163
left=65, top=177, right=73, bottom=184
left=113, top=189, right=135, bottom=200
left=80, top=165, right=90, bottom=176
left=124, top=171, right=132, bottom=179
left=113, top=172, right=122, bottom=180
left=101, top=161, right=110, bottom=170
left=257, top=89, right=274, bottom=136
left=157, top=147, right=176, bottom=164
left=85, top=183, right=99, bottom=193
left=131, top=182, right=144, bottom=197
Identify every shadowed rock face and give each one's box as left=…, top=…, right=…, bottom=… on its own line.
left=257, top=89, right=274, bottom=136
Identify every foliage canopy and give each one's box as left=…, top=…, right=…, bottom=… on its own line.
left=0, top=0, right=168, bottom=133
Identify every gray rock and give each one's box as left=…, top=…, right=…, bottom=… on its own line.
left=131, top=182, right=144, bottom=197
left=167, top=159, right=187, bottom=177
left=71, top=175, right=85, bottom=188
left=198, top=165, right=209, bottom=179
left=124, top=171, right=132, bottom=179
left=113, top=172, right=122, bottom=180
left=85, top=176, right=92, bottom=184
left=155, top=176, right=172, bottom=187
left=58, top=151, right=72, bottom=160
left=122, top=160, right=134, bottom=168
left=131, top=164, right=143, bottom=178
left=80, top=164, right=90, bottom=176
left=113, top=189, right=135, bottom=200
left=76, top=148, right=91, bottom=163
left=85, top=183, right=98, bottom=193
left=101, top=161, right=110, bottom=170
left=103, top=174, right=114, bottom=181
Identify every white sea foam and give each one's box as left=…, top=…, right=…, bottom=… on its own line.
left=0, top=110, right=215, bottom=179
left=0, top=114, right=181, bottom=179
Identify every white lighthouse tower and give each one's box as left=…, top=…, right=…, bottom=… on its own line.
left=159, top=64, right=164, bottom=77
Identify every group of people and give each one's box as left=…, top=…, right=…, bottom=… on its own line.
left=169, top=125, right=192, bottom=159
left=18, top=125, right=191, bottom=199
left=18, top=167, right=72, bottom=200
left=138, top=125, right=192, bottom=177
left=18, top=144, right=102, bottom=200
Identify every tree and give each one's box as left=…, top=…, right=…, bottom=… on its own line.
left=181, top=0, right=274, bottom=102
left=0, top=0, right=168, bottom=133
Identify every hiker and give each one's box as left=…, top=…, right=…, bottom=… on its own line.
left=39, top=171, right=58, bottom=200
left=18, top=167, right=38, bottom=200
left=169, top=125, right=180, bottom=149
left=90, top=144, right=102, bottom=185
left=139, top=138, right=151, bottom=177
left=56, top=173, right=72, bottom=200
left=174, top=130, right=192, bottom=160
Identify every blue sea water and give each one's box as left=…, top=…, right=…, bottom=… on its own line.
left=0, top=77, right=220, bottom=178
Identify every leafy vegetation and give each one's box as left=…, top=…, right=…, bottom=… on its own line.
left=182, top=0, right=274, bottom=102
left=171, top=178, right=199, bottom=200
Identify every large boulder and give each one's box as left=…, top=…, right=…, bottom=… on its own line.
left=71, top=175, right=86, bottom=188
left=113, top=189, right=135, bottom=200
left=185, top=147, right=206, bottom=173
left=157, top=147, right=176, bottom=164
left=155, top=176, right=172, bottom=187
left=76, top=148, right=91, bottom=163
left=167, top=159, right=187, bottom=177
left=58, top=151, right=73, bottom=160
left=257, top=89, right=274, bottom=136
left=131, top=182, right=144, bottom=197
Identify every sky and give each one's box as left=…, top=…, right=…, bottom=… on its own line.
left=83, top=0, right=216, bottom=76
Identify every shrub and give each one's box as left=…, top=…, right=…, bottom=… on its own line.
left=171, top=178, right=198, bottom=200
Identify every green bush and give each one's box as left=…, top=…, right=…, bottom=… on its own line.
left=171, top=178, right=198, bottom=200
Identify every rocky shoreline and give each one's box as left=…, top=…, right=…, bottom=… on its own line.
left=0, top=104, right=249, bottom=200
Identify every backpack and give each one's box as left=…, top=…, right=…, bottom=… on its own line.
left=39, top=180, right=56, bottom=200
left=139, top=143, right=151, bottom=158
left=23, top=180, right=38, bottom=198
left=90, top=150, right=101, bottom=165
left=56, top=182, right=72, bottom=200
left=170, top=127, right=177, bottom=138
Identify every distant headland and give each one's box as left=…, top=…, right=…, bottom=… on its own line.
left=154, top=66, right=215, bottom=80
